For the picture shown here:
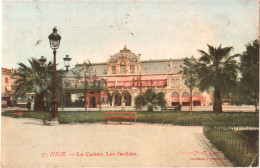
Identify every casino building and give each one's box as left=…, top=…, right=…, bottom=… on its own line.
left=63, top=46, right=212, bottom=108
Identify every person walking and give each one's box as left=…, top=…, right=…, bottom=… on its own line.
left=26, top=100, right=31, bottom=112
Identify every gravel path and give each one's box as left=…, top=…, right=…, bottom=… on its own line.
left=1, top=117, right=232, bottom=167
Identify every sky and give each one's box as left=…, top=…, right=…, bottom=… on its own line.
left=2, top=0, right=259, bottom=69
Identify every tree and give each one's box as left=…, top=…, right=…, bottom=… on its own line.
left=82, top=60, right=92, bottom=91
left=156, top=92, right=167, bottom=110
left=228, top=81, right=254, bottom=106
left=240, top=39, right=259, bottom=112
left=134, top=88, right=167, bottom=112
left=134, top=95, right=146, bottom=111
left=14, top=58, right=52, bottom=111
left=91, top=77, right=106, bottom=110
left=180, top=56, right=198, bottom=115
left=14, top=58, right=65, bottom=111
left=197, top=45, right=239, bottom=112
left=57, top=70, right=67, bottom=109
left=144, top=88, right=157, bottom=112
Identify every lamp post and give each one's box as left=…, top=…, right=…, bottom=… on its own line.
left=62, top=55, right=71, bottom=112
left=139, top=72, right=142, bottom=112
left=48, top=27, right=61, bottom=125
left=63, top=55, right=71, bottom=72
left=39, top=56, right=47, bottom=67
left=84, top=66, right=88, bottom=111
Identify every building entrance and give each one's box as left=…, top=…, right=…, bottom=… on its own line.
left=123, top=92, right=131, bottom=106
left=89, top=97, right=96, bottom=108
left=113, top=92, right=121, bottom=106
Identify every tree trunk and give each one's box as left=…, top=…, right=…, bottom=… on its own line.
left=254, top=90, right=258, bottom=113
left=189, top=87, right=193, bottom=115
left=99, top=90, right=101, bottom=110
left=213, top=90, right=222, bottom=112
left=34, top=92, right=45, bottom=111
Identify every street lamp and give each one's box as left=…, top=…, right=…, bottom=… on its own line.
left=63, top=55, right=71, bottom=72
left=39, top=56, right=47, bottom=68
left=49, top=27, right=61, bottom=50
left=39, top=55, right=71, bottom=70
left=38, top=28, right=71, bottom=125
left=48, top=27, right=61, bottom=125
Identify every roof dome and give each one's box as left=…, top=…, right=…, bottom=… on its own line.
left=109, top=46, right=138, bottom=63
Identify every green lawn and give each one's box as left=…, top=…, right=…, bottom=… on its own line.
left=2, top=110, right=258, bottom=126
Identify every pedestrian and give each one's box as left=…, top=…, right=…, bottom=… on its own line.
left=26, top=100, right=31, bottom=112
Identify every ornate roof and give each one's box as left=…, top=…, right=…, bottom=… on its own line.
left=68, top=59, right=184, bottom=78
left=109, top=46, right=139, bottom=63
left=141, top=59, right=183, bottom=75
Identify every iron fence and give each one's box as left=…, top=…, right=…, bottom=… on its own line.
left=203, top=114, right=259, bottom=166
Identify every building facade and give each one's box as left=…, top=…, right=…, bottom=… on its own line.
left=1, top=68, right=17, bottom=107
left=64, top=46, right=212, bottom=108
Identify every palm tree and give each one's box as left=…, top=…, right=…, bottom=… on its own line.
left=14, top=58, right=52, bottom=111
left=14, top=58, right=65, bottom=111
left=197, top=45, right=239, bottom=112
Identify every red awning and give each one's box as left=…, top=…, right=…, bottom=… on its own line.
left=171, top=96, right=179, bottom=102
left=193, top=96, right=201, bottom=101
left=106, top=75, right=167, bottom=88
left=5, top=86, right=12, bottom=92
left=182, top=96, right=190, bottom=102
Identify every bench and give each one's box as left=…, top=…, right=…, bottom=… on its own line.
left=105, top=112, right=137, bottom=124
left=165, top=106, right=177, bottom=110
left=164, top=105, right=182, bottom=111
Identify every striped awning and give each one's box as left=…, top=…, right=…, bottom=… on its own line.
left=106, top=75, right=167, bottom=88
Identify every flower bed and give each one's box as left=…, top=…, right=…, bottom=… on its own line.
left=12, top=112, right=23, bottom=118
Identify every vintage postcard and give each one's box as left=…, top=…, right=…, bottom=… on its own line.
left=1, top=0, right=259, bottom=167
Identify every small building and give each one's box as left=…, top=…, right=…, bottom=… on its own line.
left=1, top=68, right=18, bottom=107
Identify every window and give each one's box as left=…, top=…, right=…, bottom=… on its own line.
left=182, top=92, right=190, bottom=96
left=112, top=66, right=116, bottom=74
left=171, top=92, right=179, bottom=96
left=130, top=65, right=135, bottom=73
left=193, top=92, right=200, bottom=96
left=120, top=61, right=126, bottom=73
left=5, top=77, right=9, bottom=83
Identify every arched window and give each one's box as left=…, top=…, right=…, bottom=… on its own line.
left=193, top=92, right=200, bottom=96
left=182, top=92, right=190, bottom=96
left=171, top=92, right=179, bottom=96
left=120, top=61, right=126, bottom=73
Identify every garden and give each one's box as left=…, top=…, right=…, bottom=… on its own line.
left=2, top=109, right=259, bottom=167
